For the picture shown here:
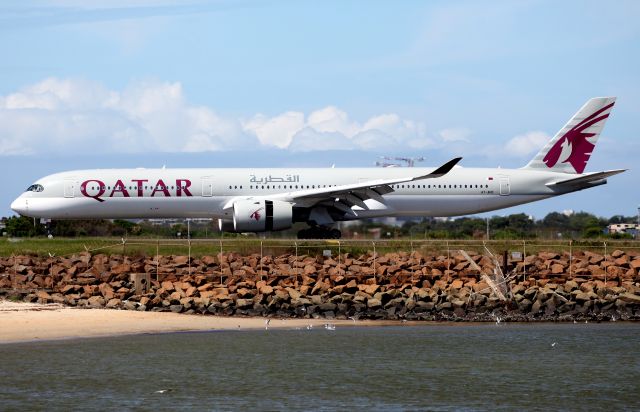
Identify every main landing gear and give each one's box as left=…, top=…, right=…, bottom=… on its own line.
left=297, top=226, right=341, bottom=239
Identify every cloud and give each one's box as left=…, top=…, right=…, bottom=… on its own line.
left=288, top=128, right=356, bottom=152
left=0, top=77, right=475, bottom=156
left=504, top=131, right=550, bottom=157
left=439, top=128, right=471, bottom=142
left=246, top=106, right=429, bottom=152
left=0, top=78, right=259, bottom=155
left=243, top=111, right=305, bottom=148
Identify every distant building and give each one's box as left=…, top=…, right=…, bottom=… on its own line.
left=607, top=223, right=639, bottom=237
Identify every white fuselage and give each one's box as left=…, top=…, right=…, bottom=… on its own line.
left=11, top=166, right=585, bottom=221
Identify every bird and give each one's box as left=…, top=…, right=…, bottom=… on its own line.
left=265, top=319, right=270, bottom=330
left=551, top=342, right=557, bottom=348
left=155, top=389, right=172, bottom=394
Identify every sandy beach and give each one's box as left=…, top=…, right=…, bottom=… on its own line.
left=0, top=300, right=390, bottom=344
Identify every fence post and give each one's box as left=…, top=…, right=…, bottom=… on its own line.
left=372, top=241, right=376, bottom=282
left=522, top=239, right=527, bottom=282
left=446, top=240, right=451, bottom=282
left=12, top=253, right=16, bottom=290
left=156, top=238, right=160, bottom=281
left=569, top=240, right=573, bottom=278
left=188, top=238, right=192, bottom=276
left=604, top=241, right=607, bottom=285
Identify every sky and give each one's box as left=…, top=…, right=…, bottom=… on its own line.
left=1, top=0, right=639, bottom=219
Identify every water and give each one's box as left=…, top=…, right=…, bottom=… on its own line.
left=1, top=324, right=639, bottom=411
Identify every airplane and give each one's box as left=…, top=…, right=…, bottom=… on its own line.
left=11, top=97, right=626, bottom=239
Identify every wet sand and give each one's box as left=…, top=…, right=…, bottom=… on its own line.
left=0, top=300, right=389, bottom=344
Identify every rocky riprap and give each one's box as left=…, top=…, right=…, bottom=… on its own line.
left=2, top=249, right=640, bottom=321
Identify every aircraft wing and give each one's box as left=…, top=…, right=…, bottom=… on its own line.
left=222, top=157, right=461, bottom=212
left=225, top=157, right=462, bottom=212
left=546, top=169, right=627, bottom=187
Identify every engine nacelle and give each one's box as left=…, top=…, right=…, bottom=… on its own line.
left=218, top=219, right=235, bottom=232
left=232, top=200, right=293, bottom=232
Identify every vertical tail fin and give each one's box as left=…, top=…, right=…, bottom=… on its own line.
left=524, top=97, right=616, bottom=174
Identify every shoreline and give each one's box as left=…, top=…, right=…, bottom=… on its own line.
left=0, top=300, right=399, bottom=344
left=2, top=300, right=634, bottom=345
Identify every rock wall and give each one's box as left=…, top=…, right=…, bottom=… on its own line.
left=2, top=249, right=640, bottom=321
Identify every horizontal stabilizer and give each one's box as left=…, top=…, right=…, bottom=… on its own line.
left=546, top=169, right=627, bottom=187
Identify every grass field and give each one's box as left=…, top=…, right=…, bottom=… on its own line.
left=1, top=237, right=639, bottom=258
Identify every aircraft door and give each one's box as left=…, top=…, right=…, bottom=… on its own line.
left=499, top=176, right=510, bottom=196
left=64, top=179, right=76, bottom=198
left=201, top=177, right=213, bottom=197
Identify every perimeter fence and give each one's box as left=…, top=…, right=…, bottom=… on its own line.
left=3, top=237, right=640, bottom=260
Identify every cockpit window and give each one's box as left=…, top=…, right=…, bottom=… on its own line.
left=26, top=184, right=44, bottom=192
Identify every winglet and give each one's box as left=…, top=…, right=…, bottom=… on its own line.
left=411, top=157, right=462, bottom=181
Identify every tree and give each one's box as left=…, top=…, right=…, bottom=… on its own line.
left=5, top=216, right=44, bottom=237
left=541, top=212, right=570, bottom=229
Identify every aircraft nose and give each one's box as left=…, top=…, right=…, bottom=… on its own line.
left=10, top=197, right=27, bottom=215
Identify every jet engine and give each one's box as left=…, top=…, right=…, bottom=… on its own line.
left=218, top=218, right=235, bottom=232
left=231, top=200, right=293, bottom=232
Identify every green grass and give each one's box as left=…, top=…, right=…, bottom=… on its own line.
left=1, top=236, right=639, bottom=258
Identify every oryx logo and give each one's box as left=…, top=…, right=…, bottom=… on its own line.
left=250, top=207, right=264, bottom=221
left=543, top=102, right=614, bottom=174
